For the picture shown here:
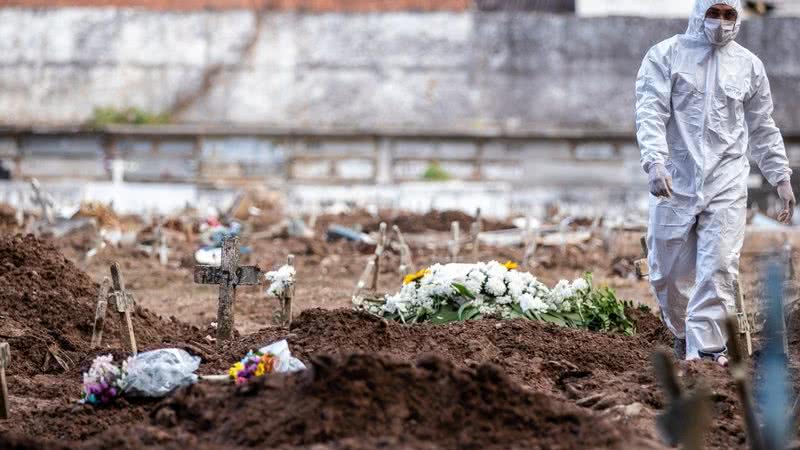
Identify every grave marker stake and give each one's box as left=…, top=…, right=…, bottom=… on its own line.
left=449, top=221, right=460, bottom=263
left=158, top=232, right=169, bottom=266
left=110, top=263, right=138, bottom=355
left=393, top=225, right=414, bottom=274
left=353, top=256, right=376, bottom=300
left=0, top=342, right=9, bottom=420
left=30, top=178, right=53, bottom=225
left=284, top=254, right=296, bottom=328
left=91, top=277, right=112, bottom=349
left=370, top=223, right=387, bottom=291
left=725, top=317, right=765, bottom=450
left=194, top=236, right=261, bottom=344
left=471, top=208, right=482, bottom=261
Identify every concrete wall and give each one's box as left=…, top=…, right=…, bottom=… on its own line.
left=2, top=8, right=800, bottom=134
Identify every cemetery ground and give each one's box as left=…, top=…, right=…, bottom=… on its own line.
left=0, top=205, right=798, bottom=449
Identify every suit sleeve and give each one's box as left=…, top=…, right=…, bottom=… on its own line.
left=635, top=47, right=672, bottom=174
left=746, top=59, right=792, bottom=186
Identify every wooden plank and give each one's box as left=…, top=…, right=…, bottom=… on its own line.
left=370, top=223, right=387, bottom=291
left=471, top=208, right=482, bottom=261
left=0, top=342, right=8, bottom=420
left=449, top=221, right=460, bottom=263
left=285, top=254, right=295, bottom=328
left=216, top=237, right=240, bottom=343
left=90, top=277, right=111, bottom=349
left=194, top=265, right=261, bottom=285
left=110, top=262, right=138, bottom=355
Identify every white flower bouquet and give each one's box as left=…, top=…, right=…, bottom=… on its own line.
left=353, top=261, right=634, bottom=335
left=265, top=264, right=296, bottom=299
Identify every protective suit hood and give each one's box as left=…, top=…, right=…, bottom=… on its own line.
left=686, top=0, right=743, bottom=46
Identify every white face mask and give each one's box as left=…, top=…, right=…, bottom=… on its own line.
left=704, top=18, right=739, bottom=46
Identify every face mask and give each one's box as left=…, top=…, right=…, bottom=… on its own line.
left=704, top=18, right=739, bottom=46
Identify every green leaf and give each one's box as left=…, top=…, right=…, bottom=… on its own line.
left=540, top=312, right=567, bottom=327
left=430, top=306, right=461, bottom=324
left=464, top=308, right=481, bottom=321
left=458, top=302, right=471, bottom=321
left=452, top=283, right=476, bottom=300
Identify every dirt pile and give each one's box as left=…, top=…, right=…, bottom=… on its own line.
left=84, top=353, right=628, bottom=450
left=315, top=209, right=514, bottom=235
left=0, top=234, right=205, bottom=378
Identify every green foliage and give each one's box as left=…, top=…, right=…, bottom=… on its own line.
left=88, top=107, right=171, bottom=128
left=421, top=162, right=451, bottom=181
left=575, top=285, right=636, bottom=336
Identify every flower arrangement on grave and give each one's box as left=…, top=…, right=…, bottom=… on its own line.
left=81, top=354, right=130, bottom=406
left=353, top=260, right=635, bottom=335
left=228, top=350, right=277, bottom=384
left=265, top=264, right=296, bottom=299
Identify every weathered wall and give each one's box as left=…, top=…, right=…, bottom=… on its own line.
left=1, top=8, right=800, bottom=134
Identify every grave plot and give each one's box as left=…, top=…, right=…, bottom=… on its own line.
left=0, top=208, right=798, bottom=449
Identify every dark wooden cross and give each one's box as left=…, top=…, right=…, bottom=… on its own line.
left=109, top=263, right=138, bottom=354
left=0, top=342, right=9, bottom=420
left=194, top=236, right=261, bottom=343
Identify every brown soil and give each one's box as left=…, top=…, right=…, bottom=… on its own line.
left=88, top=353, right=630, bottom=450
left=0, top=234, right=206, bottom=379
left=1, top=212, right=797, bottom=450
left=315, top=209, right=514, bottom=235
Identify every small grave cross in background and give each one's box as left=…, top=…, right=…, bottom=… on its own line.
left=30, top=178, right=54, bottom=225
left=194, top=236, right=261, bottom=344
left=110, top=263, right=138, bottom=355
left=0, top=342, right=9, bottom=420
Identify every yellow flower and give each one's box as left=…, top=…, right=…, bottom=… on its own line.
left=403, top=268, right=431, bottom=285
left=228, top=362, right=244, bottom=379
left=254, top=363, right=266, bottom=377
left=503, top=261, right=519, bottom=270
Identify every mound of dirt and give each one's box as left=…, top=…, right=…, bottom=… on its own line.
left=371, top=210, right=514, bottom=234
left=83, top=353, right=628, bottom=450
left=222, top=308, right=660, bottom=385
left=315, top=209, right=514, bottom=235
left=0, top=234, right=204, bottom=378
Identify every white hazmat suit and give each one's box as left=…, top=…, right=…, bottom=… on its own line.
left=635, top=0, right=792, bottom=359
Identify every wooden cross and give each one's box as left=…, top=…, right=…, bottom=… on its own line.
left=449, top=221, right=460, bottom=262
left=91, top=277, right=112, bottom=349
left=158, top=231, right=169, bottom=266
left=370, top=223, right=387, bottom=290
left=393, top=225, right=414, bottom=274
left=283, top=255, right=296, bottom=328
left=0, top=342, right=9, bottom=420
left=352, top=256, right=376, bottom=300
left=109, top=263, right=138, bottom=354
left=470, top=208, right=482, bottom=261
left=194, top=236, right=261, bottom=343
left=30, top=178, right=54, bottom=225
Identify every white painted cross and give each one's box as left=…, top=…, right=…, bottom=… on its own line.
left=30, top=178, right=54, bottom=225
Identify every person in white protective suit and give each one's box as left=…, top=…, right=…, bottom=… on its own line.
left=635, top=0, right=796, bottom=364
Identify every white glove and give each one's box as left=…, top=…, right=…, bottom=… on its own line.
left=777, top=180, right=796, bottom=224
left=648, top=163, right=673, bottom=198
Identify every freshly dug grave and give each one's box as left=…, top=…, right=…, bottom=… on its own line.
left=1, top=304, right=751, bottom=449
left=0, top=234, right=206, bottom=379
left=315, top=209, right=514, bottom=235
left=82, top=353, right=630, bottom=450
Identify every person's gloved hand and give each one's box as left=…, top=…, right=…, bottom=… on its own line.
left=777, top=180, right=796, bottom=224
left=648, top=163, right=673, bottom=198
